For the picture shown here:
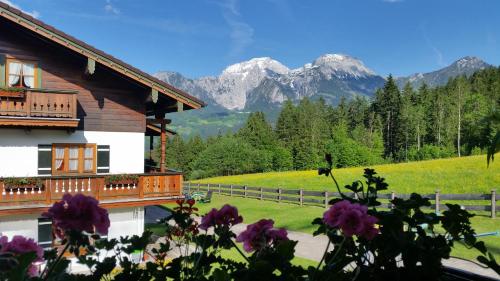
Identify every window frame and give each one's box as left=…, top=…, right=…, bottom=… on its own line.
left=51, top=143, right=97, bottom=175
left=5, top=58, right=39, bottom=89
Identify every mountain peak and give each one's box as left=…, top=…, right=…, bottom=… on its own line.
left=311, top=53, right=376, bottom=78
left=451, top=56, right=488, bottom=70
left=222, top=57, right=290, bottom=76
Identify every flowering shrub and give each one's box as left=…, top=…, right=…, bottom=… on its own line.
left=1, top=158, right=499, bottom=280
left=236, top=219, right=288, bottom=252
left=323, top=200, right=378, bottom=239
left=43, top=193, right=110, bottom=239
left=0, top=235, right=43, bottom=278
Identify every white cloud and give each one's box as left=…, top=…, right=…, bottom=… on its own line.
left=0, top=0, right=40, bottom=18
left=420, top=22, right=446, bottom=67
left=104, top=0, right=120, bottom=15
left=212, top=0, right=254, bottom=57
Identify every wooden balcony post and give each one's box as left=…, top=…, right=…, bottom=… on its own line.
left=160, top=120, right=167, bottom=172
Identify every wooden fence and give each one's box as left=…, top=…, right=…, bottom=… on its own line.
left=184, top=182, right=499, bottom=218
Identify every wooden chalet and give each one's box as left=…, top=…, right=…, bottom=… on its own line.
left=0, top=2, right=204, bottom=244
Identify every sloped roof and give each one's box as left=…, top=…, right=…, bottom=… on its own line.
left=0, top=2, right=205, bottom=109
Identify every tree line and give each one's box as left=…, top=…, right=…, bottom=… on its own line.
left=161, top=67, right=500, bottom=179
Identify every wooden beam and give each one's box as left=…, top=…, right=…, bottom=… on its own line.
left=85, top=57, right=95, bottom=75
left=0, top=117, right=79, bottom=128
left=177, top=100, right=184, bottom=112
left=151, top=89, right=158, bottom=104
left=146, top=118, right=171, bottom=125
left=160, top=120, right=167, bottom=172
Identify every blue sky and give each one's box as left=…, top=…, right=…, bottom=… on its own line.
left=3, top=0, right=499, bottom=78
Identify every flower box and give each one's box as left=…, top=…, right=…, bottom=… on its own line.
left=104, top=174, right=139, bottom=186
left=1, top=177, right=43, bottom=192
left=0, top=88, right=26, bottom=99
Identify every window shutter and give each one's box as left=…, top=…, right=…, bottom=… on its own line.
left=0, top=54, right=5, bottom=87
left=37, top=145, right=52, bottom=175
left=37, top=218, right=52, bottom=250
left=37, top=63, right=42, bottom=88
left=97, top=145, right=110, bottom=173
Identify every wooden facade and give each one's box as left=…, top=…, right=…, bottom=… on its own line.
left=0, top=2, right=206, bottom=213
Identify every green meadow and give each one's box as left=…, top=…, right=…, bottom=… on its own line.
left=192, top=155, right=500, bottom=194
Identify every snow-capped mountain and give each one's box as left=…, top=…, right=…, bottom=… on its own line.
left=396, top=56, right=490, bottom=88
left=156, top=54, right=492, bottom=112
left=155, top=54, right=385, bottom=111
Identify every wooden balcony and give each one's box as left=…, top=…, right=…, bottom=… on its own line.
left=0, top=173, right=183, bottom=216
left=0, top=88, right=79, bottom=128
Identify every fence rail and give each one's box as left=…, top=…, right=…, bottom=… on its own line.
left=184, top=182, right=498, bottom=218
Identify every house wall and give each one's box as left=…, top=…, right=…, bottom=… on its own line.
left=0, top=128, right=144, bottom=177
left=0, top=207, right=145, bottom=241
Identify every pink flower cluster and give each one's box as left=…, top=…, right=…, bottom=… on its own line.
left=323, top=200, right=379, bottom=240
left=199, top=204, right=243, bottom=230
left=43, top=193, right=110, bottom=237
left=0, top=235, right=44, bottom=277
left=236, top=219, right=288, bottom=252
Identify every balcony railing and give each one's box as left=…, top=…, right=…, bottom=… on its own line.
left=0, top=173, right=183, bottom=211
left=0, top=88, right=79, bottom=127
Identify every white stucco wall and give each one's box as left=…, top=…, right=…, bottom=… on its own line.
left=0, top=207, right=145, bottom=242
left=0, top=129, right=144, bottom=177
left=107, top=207, right=145, bottom=239
left=0, top=214, right=38, bottom=240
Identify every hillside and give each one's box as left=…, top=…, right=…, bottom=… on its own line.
left=192, top=155, right=500, bottom=194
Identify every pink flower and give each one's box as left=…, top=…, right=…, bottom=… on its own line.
left=0, top=235, right=44, bottom=277
left=323, top=200, right=379, bottom=240
left=215, top=204, right=243, bottom=226
left=236, top=219, right=288, bottom=252
left=199, top=204, right=242, bottom=230
left=43, top=193, right=110, bottom=237
left=199, top=208, right=218, bottom=230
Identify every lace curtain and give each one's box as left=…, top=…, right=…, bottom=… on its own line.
left=22, top=63, right=35, bottom=88
left=69, top=147, right=79, bottom=171
left=84, top=147, right=93, bottom=170
left=8, top=62, right=21, bottom=86
left=55, top=148, right=65, bottom=170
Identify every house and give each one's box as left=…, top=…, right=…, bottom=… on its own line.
left=0, top=2, right=204, bottom=249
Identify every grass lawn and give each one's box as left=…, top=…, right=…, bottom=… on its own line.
left=192, top=155, right=500, bottom=194
left=189, top=194, right=500, bottom=261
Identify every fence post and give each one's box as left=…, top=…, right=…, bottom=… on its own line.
left=260, top=187, right=263, bottom=200
left=187, top=182, right=191, bottom=193
left=244, top=185, right=247, bottom=198
left=390, top=191, right=395, bottom=209
left=435, top=189, right=440, bottom=214
left=491, top=189, right=497, bottom=219
left=230, top=185, right=233, bottom=197
left=207, top=183, right=210, bottom=192
left=300, top=189, right=303, bottom=206
left=324, top=191, right=329, bottom=209
left=278, top=188, right=282, bottom=203
left=218, top=184, right=221, bottom=195
left=197, top=183, right=200, bottom=192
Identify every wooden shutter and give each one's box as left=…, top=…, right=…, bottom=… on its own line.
left=37, top=218, right=52, bottom=250
left=36, top=63, right=42, bottom=88
left=97, top=145, right=110, bottom=173
left=37, top=144, right=52, bottom=175
left=0, top=54, right=5, bottom=87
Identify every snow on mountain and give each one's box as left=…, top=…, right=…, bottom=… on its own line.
left=155, top=54, right=384, bottom=110
left=155, top=55, right=491, bottom=112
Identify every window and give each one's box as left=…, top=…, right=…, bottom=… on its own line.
left=52, top=144, right=96, bottom=174
left=6, top=59, right=37, bottom=88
